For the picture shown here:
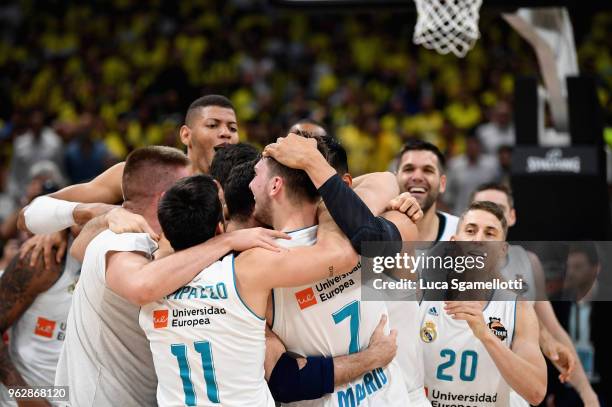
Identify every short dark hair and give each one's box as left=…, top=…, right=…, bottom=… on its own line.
left=123, top=146, right=190, bottom=202
left=291, top=119, right=328, bottom=138
left=157, top=175, right=222, bottom=251
left=471, top=182, right=514, bottom=208
left=569, top=242, right=599, bottom=265
left=266, top=139, right=328, bottom=204
left=186, top=95, right=235, bottom=124
left=397, top=139, right=446, bottom=172
left=225, top=160, right=256, bottom=222
left=460, top=201, right=508, bottom=235
left=323, top=137, right=349, bottom=175
left=210, top=143, right=260, bottom=188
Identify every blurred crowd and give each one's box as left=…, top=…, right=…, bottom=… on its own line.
left=0, top=0, right=611, bottom=238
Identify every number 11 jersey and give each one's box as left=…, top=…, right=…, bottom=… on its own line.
left=140, top=253, right=274, bottom=407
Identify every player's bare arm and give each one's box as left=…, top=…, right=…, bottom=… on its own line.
left=538, top=318, right=576, bottom=382
left=445, top=300, right=547, bottom=405
left=534, top=298, right=599, bottom=406
left=0, top=253, right=62, bottom=406
left=104, top=227, right=291, bottom=306
left=18, top=162, right=125, bottom=234
left=264, top=313, right=398, bottom=386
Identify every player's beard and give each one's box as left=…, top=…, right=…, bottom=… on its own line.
left=253, top=195, right=274, bottom=228
left=420, top=189, right=439, bottom=213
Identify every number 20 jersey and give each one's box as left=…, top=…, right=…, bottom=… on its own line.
left=419, top=294, right=517, bottom=407
left=140, top=254, right=274, bottom=407
left=271, top=226, right=409, bottom=407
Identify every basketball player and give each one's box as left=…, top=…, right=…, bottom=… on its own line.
left=265, top=132, right=430, bottom=406
left=0, top=243, right=80, bottom=407
left=17, top=95, right=240, bottom=268
left=471, top=183, right=599, bottom=407
left=420, top=201, right=547, bottom=406
left=263, top=134, right=417, bottom=406
left=395, top=140, right=458, bottom=242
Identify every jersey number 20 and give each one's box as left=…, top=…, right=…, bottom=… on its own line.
left=436, top=349, right=478, bottom=382
left=171, top=341, right=220, bottom=405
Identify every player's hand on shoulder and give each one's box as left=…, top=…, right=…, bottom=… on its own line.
left=227, top=227, right=291, bottom=253
left=107, top=207, right=159, bottom=241
left=365, top=314, right=398, bottom=368
left=19, top=230, right=68, bottom=271
left=387, top=192, right=423, bottom=222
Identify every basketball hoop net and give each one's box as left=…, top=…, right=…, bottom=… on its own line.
left=413, top=0, right=483, bottom=58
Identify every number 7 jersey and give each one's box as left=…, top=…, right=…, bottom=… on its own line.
left=139, top=253, right=274, bottom=407
left=271, top=226, right=409, bottom=406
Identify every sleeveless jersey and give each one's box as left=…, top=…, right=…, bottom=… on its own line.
left=436, top=212, right=459, bottom=242
left=271, top=226, right=409, bottom=407
left=420, top=292, right=518, bottom=407
left=0, top=252, right=79, bottom=406
left=501, top=245, right=536, bottom=302
left=55, top=230, right=158, bottom=407
left=140, top=253, right=274, bottom=407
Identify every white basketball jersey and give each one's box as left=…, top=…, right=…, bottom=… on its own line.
left=0, top=253, right=79, bottom=406
left=272, top=226, right=409, bottom=407
left=501, top=245, right=536, bottom=302
left=140, top=253, right=274, bottom=407
left=55, top=230, right=158, bottom=407
left=420, top=293, right=517, bottom=407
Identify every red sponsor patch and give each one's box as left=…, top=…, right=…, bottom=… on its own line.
left=295, top=288, right=317, bottom=310
left=153, top=310, right=169, bottom=329
left=34, top=317, right=56, bottom=338
left=2, top=331, right=9, bottom=344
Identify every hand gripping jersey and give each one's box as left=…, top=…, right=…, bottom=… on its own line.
left=140, top=253, right=274, bottom=407
left=271, top=226, right=410, bottom=407
left=0, top=252, right=80, bottom=406
left=419, top=292, right=518, bottom=407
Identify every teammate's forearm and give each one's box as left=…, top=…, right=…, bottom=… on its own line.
left=480, top=331, right=546, bottom=405
left=303, top=152, right=336, bottom=189
left=333, top=349, right=379, bottom=386
left=130, top=234, right=234, bottom=305
left=22, top=196, right=79, bottom=234
left=549, top=324, right=596, bottom=398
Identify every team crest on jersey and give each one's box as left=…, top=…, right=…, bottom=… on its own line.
left=420, top=321, right=437, bottom=343
left=488, top=317, right=508, bottom=341
left=428, top=306, right=438, bottom=316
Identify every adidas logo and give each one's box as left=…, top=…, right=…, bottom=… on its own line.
left=428, top=307, right=438, bottom=316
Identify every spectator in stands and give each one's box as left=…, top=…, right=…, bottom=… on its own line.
left=7, top=110, right=65, bottom=203
left=476, top=100, right=515, bottom=155
left=444, top=134, right=499, bottom=215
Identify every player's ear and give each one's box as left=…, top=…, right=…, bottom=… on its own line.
left=269, top=176, right=282, bottom=197
left=439, top=173, right=447, bottom=193
left=508, top=208, right=517, bottom=227
left=342, top=173, right=352, bottom=187
left=179, top=125, right=191, bottom=148
left=215, top=222, right=224, bottom=235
